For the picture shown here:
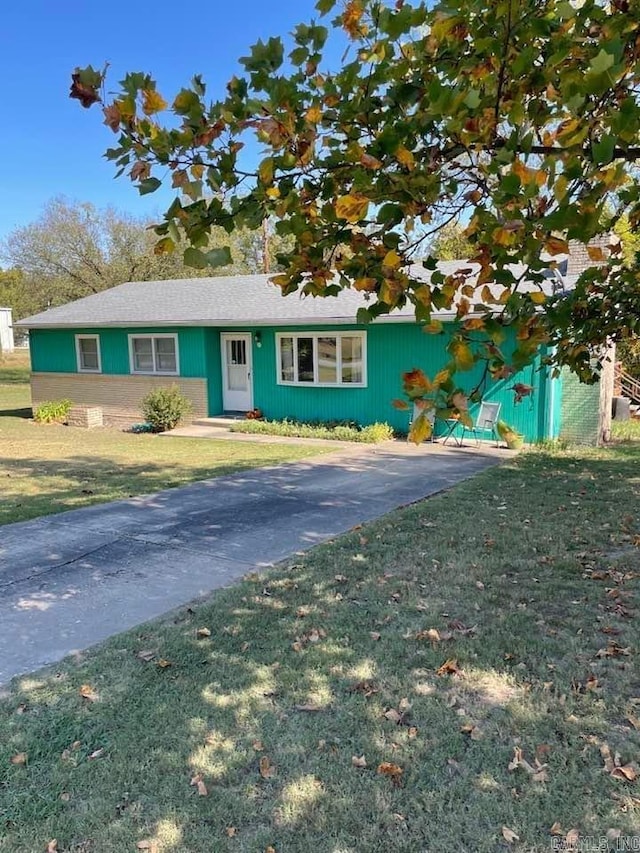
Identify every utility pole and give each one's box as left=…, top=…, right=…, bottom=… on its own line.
left=262, top=218, right=270, bottom=274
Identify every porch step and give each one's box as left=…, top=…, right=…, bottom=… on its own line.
left=193, top=415, right=247, bottom=428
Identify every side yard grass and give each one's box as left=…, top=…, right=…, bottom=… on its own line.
left=0, top=440, right=638, bottom=852
left=0, top=385, right=336, bottom=526
left=0, top=350, right=31, bottom=384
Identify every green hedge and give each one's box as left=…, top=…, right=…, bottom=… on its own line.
left=229, top=419, right=394, bottom=443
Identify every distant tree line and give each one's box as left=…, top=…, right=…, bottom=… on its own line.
left=0, top=197, right=290, bottom=321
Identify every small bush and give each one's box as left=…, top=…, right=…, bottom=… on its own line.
left=229, top=418, right=394, bottom=443
left=34, top=399, right=72, bottom=424
left=141, top=385, right=193, bottom=432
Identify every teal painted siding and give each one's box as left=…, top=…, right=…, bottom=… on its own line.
left=237, top=324, right=554, bottom=442
left=30, top=329, right=77, bottom=373
left=30, top=327, right=207, bottom=378
left=205, top=329, right=223, bottom=415
left=30, top=322, right=560, bottom=441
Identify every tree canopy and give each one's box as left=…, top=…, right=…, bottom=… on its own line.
left=71, top=0, right=640, bottom=435
left=1, top=198, right=288, bottom=319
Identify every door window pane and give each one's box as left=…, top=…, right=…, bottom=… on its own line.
left=133, top=338, right=154, bottom=371
left=230, top=339, right=246, bottom=365
left=155, top=337, right=176, bottom=372
left=317, top=337, right=337, bottom=383
left=297, top=337, right=314, bottom=382
left=280, top=337, right=294, bottom=381
left=341, top=336, right=363, bottom=383
left=79, top=337, right=99, bottom=371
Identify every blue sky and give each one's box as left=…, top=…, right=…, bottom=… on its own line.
left=0, top=0, right=330, bottom=242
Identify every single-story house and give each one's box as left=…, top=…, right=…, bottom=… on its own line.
left=16, top=260, right=610, bottom=444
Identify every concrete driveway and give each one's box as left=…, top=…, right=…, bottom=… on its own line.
left=0, top=442, right=506, bottom=684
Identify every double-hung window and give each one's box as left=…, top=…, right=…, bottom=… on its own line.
left=75, top=335, right=101, bottom=373
left=129, top=334, right=179, bottom=375
left=277, top=332, right=366, bottom=387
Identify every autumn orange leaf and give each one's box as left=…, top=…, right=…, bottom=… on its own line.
left=79, top=684, right=98, bottom=702
left=544, top=235, right=569, bottom=255
left=377, top=762, right=403, bottom=784
left=142, top=89, right=167, bottom=115
left=335, top=193, right=369, bottom=223
left=436, top=658, right=461, bottom=676
left=190, top=773, right=208, bottom=796
left=259, top=756, right=276, bottom=778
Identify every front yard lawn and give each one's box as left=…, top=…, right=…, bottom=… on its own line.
left=0, top=385, right=336, bottom=526
left=0, top=350, right=31, bottom=384
left=0, top=439, right=639, bottom=852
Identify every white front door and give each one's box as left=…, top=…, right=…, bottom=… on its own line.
left=221, top=333, right=253, bottom=412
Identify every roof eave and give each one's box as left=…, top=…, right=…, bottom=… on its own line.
left=16, top=312, right=459, bottom=330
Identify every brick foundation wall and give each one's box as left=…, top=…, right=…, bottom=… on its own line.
left=31, top=373, right=207, bottom=428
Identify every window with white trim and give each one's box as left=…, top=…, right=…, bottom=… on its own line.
left=129, top=334, right=179, bottom=375
left=75, top=335, right=101, bottom=373
left=276, top=332, right=366, bottom=386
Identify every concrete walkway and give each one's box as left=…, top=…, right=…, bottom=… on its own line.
left=0, top=442, right=508, bottom=684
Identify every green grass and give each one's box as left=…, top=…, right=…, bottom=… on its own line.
left=0, top=385, right=336, bottom=525
left=0, top=350, right=30, bottom=384
left=1, top=440, right=639, bottom=852
left=612, top=417, right=640, bottom=442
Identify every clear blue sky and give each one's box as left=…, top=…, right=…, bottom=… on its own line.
left=0, top=0, right=329, bottom=242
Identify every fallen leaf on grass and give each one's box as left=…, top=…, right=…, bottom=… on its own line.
left=46, top=842, right=58, bottom=853
left=414, top=627, right=452, bottom=643
left=190, top=773, right=208, bottom=796
left=10, top=752, right=27, bottom=765
left=137, top=842, right=159, bottom=852
left=550, top=822, right=563, bottom=836
left=259, top=756, right=276, bottom=779
left=157, top=659, right=172, bottom=669
left=88, top=748, right=104, bottom=760
left=79, top=684, right=98, bottom=702
left=612, top=764, right=638, bottom=782
left=196, top=627, right=211, bottom=638
left=294, top=703, right=325, bottom=712
left=351, top=754, right=367, bottom=769
left=502, top=826, right=519, bottom=843
left=436, top=658, right=461, bottom=676
left=565, top=828, right=580, bottom=849
left=369, top=631, right=381, bottom=641
left=626, top=713, right=640, bottom=731
left=349, top=679, right=378, bottom=697
left=377, top=762, right=403, bottom=784
left=508, top=746, right=548, bottom=781
left=225, top=827, right=237, bottom=837
left=596, top=642, right=631, bottom=658
left=252, top=740, right=264, bottom=751
left=136, top=649, right=156, bottom=662
left=60, top=792, right=70, bottom=802
left=460, top=724, right=483, bottom=740
left=600, top=743, right=637, bottom=781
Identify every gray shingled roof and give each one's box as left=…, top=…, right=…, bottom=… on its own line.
left=16, top=262, right=566, bottom=328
